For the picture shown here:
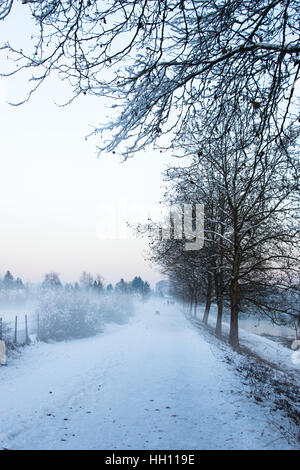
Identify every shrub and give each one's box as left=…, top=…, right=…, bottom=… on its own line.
left=37, top=290, right=101, bottom=342
left=36, top=290, right=134, bottom=342
left=0, top=321, right=14, bottom=350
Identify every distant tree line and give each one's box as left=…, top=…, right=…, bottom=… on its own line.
left=41, top=271, right=151, bottom=298
left=0, top=270, right=152, bottom=299
left=0, top=271, right=24, bottom=291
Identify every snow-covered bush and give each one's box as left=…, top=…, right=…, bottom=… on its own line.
left=37, top=290, right=101, bottom=342
left=36, top=290, right=134, bottom=342
left=0, top=321, right=14, bottom=350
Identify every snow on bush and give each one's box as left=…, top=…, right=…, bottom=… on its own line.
left=36, top=290, right=134, bottom=342
left=0, top=321, right=14, bottom=350
left=37, top=290, right=99, bottom=341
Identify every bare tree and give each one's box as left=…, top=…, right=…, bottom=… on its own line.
left=149, top=104, right=300, bottom=349
left=0, top=1, right=299, bottom=156
left=148, top=234, right=208, bottom=317
left=161, top=158, right=231, bottom=335
left=42, top=271, right=62, bottom=288
left=79, top=271, right=94, bottom=289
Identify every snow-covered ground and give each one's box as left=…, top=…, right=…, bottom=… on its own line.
left=194, top=304, right=300, bottom=377
left=0, top=299, right=298, bottom=450
left=200, top=303, right=295, bottom=343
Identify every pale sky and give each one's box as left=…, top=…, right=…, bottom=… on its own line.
left=0, top=6, right=170, bottom=287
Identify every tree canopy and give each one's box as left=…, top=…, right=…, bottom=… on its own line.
left=1, top=0, right=299, bottom=156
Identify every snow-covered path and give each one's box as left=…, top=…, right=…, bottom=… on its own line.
left=0, top=300, right=294, bottom=449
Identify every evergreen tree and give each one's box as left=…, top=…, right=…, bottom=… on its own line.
left=106, top=284, right=113, bottom=293
left=42, top=272, right=62, bottom=289
left=3, top=270, right=14, bottom=289
left=115, top=278, right=128, bottom=293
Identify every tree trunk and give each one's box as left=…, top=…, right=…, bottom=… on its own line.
left=193, top=297, right=198, bottom=317
left=229, top=278, right=239, bottom=350
left=216, top=294, right=223, bottom=337
left=229, top=211, right=240, bottom=350
left=202, top=273, right=212, bottom=325
left=189, top=291, right=194, bottom=316
left=215, top=272, right=223, bottom=337
left=215, top=298, right=223, bottom=337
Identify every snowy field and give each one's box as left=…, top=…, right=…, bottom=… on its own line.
left=0, top=299, right=298, bottom=450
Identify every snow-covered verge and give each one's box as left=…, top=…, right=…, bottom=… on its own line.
left=0, top=299, right=298, bottom=450
left=193, top=304, right=300, bottom=379
left=238, top=328, right=300, bottom=376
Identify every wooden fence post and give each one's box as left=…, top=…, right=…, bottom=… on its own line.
left=14, top=316, right=18, bottom=344
left=25, top=315, right=30, bottom=345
